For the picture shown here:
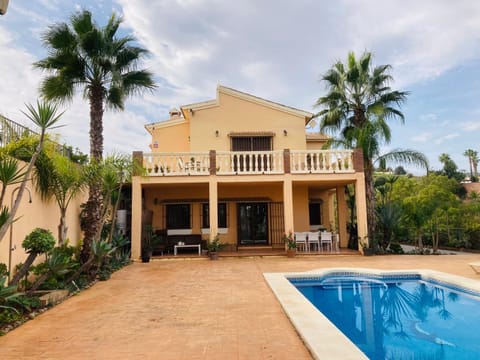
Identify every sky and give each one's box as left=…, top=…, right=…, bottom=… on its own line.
left=1, top=0, right=480, bottom=174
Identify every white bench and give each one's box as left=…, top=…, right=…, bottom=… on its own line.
left=469, top=262, right=480, bottom=274
left=174, top=244, right=201, bottom=256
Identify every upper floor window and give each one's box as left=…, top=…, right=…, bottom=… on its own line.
left=231, top=136, right=272, bottom=151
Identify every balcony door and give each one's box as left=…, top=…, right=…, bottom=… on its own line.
left=237, top=203, right=268, bottom=245
left=231, top=136, right=272, bottom=172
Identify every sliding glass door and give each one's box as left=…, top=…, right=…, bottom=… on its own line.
left=237, top=203, right=268, bottom=245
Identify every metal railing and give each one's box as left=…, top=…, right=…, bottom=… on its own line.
left=0, top=114, right=37, bottom=147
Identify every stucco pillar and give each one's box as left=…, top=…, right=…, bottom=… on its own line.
left=283, top=176, right=294, bottom=233
left=327, top=190, right=335, bottom=230
left=355, top=174, right=368, bottom=251
left=336, top=186, right=348, bottom=248
left=208, top=178, right=218, bottom=241
left=131, top=177, right=142, bottom=259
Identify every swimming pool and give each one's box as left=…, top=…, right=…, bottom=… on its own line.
left=264, top=269, right=480, bottom=359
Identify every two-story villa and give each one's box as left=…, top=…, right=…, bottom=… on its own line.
left=131, top=85, right=368, bottom=258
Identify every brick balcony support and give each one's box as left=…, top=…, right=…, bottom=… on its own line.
left=132, top=151, right=143, bottom=176
left=283, top=149, right=291, bottom=174
left=352, top=148, right=364, bottom=172
left=209, top=150, right=216, bottom=175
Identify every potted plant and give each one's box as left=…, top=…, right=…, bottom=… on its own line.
left=283, top=231, right=297, bottom=258
left=141, top=226, right=159, bottom=263
left=207, top=234, right=226, bottom=260
left=360, top=237, right=375, bottom=256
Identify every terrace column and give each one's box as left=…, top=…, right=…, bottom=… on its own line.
left=355, top=174, right=368, bottom=252
left=283, top=176, right=294, bottom=234
left=208, top=178, right=218, bottom=241
left=336, top=186, right=348, bottom=248
left=131, top=176, right=142, bottom=259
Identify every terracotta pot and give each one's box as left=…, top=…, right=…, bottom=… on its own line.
left=209, top=252, right=219, bottom=260
left=286, top=249, right=296, bottom=258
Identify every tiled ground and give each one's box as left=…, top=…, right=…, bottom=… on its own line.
left=1, top=253, right=479, bottom=359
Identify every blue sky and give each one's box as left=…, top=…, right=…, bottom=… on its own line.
left=1, top=0, right=479, bottom=174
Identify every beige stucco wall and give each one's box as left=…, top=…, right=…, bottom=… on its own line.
left=143, top=182, right=285, bottom=246
left=307, top=141, right=326, bottom=150
left=0, top=171, right=86, bottom=274
left=188, top=92, right=307, bottom=152
left=150, top=120, right=190, bottom=152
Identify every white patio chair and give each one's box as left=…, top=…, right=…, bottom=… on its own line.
left=295, top=232, right=308, bottom=252
left=307, top=232, right=320, bottom=252
left=320, top=231, right=333, bottom=252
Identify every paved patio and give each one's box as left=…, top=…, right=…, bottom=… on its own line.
left=1, top=253, right=479, bottom=359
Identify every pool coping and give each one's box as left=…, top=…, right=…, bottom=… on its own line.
left=263, top=267, right=480, bottom=360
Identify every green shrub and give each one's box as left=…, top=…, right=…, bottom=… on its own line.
left=389, top=243, right=404, bottom=254
left=23, top=228, right=56, bottom=254
left=0, top=263, right=7, bottom=278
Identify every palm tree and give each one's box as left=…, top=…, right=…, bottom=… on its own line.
left=35, top=10, right=156, bottom=261
left=314, top=51, right=428, bottom=243
left=0, top=101, right=62, bottom=244
left=463, top=149, right=478, bottom=178
left=34, top=153, right=86, bottom=245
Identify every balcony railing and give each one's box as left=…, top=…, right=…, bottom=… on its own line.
left=290, top=150, right=354, bottom=173
left=140, top=149, right=356, bottom=176
left=144, top=152, right=210, bottom=176
left=216, top=150, right=284, bottom=175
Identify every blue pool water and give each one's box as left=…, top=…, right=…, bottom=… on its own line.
left=290, top=273, right=480, bottom=360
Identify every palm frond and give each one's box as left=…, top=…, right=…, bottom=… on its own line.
left=375, top=149, right=429, bottom=170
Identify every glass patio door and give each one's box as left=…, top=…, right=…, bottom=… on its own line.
left=237, top=203, right=268, bottom=245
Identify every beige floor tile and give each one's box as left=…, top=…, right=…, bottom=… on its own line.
left=1, top=253, right=479, bottom=359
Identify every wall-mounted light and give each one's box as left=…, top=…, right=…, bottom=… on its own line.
left=283, top=129, right=288, bottom=136
left=215, top=130, right=219, bottom=137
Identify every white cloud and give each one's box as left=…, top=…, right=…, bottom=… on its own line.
left=434, top=133, right=460, bottom=145
left=2, top=0, right=480, bottom=160
left=412, top=132, right=432, bottom=143
left=419, top=113, right=438, bottom=122
left=461, top=121, right=480, bottom=131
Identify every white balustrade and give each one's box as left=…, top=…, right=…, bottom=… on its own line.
left=216, top=150, right=283, bottom=175
left=290, top=150, right=354, bottom=173
left=143, top=152, right=210, bottom=176
left=142, top=150, right=354, bottom=176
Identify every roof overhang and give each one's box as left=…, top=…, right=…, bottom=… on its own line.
left=180, top=85, right=314, bottom=123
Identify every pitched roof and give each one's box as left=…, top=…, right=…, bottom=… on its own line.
left=181, top=85, right=314, bottom=123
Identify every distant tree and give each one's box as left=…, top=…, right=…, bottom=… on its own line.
left=35, top=10, right=156, bottom=262
left=394, top=166, right=407, bottom=175
left=438, top=153, right=464, bottom=181
left=314, top=51, right=428, bottom=242
left=463, top=149, right=475, bottom=178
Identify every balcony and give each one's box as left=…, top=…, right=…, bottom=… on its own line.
left=138, top=149, right=359, bottom=176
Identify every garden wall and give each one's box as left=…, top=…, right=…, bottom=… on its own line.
left=0, top=165, right=87, bottom=274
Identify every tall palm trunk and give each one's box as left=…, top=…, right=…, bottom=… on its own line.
left=80, top=88, right=104, bottom=263
left=364, top=162, right=377, bottom=246
left=58, top=208, right=68, bottom=245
